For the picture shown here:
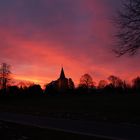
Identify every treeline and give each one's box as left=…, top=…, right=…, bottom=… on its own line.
left=0, top=63, right=140, bottom=97
left=0, top=76, right=139, bottom=97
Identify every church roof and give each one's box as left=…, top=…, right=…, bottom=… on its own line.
left=60, top=67, right=66, bottom=79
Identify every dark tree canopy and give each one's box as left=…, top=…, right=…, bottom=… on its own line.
left=98, top=80, right=108, bottom=89
left=115, top=0, right=140, bottom=55
left=68, top=78, right=75, bottom=89
left=132, top=76, right=140, bottom=89
left=108, top=75, right=123, bottom=88
left=79, top=73, right=93, bottom=88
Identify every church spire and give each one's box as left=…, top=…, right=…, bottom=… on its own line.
left=60, top=67, right=65, bottom=79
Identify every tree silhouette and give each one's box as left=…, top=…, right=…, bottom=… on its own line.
left=79, top=73, right=93, bottom=89
left=115, top=0, right=140, bottom=55
left=27, top=84, right=43, bottom=96
left=108, top=75, right=123, bottom=88
left=0, top=63, right=11, bottom=93
left=98, top=80, right=108, bottom=89
left=7, top=86, right=20, bottom=96
left=68, top=78, right=75, bottom=89
left=132, top=76, right=140, bottom=90
left=17, top=81, right=34, bottom=89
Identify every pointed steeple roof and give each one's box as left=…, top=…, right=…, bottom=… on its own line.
left=60, top=67, right=66, bottom=79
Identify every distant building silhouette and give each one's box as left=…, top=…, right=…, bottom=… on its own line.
left=45, top=67, right=74, bottom=93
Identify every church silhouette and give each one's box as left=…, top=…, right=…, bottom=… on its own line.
left=46, top=67, right=75, bottom=92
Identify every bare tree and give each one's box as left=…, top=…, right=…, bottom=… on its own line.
left=0, top=63, right=11, bottom=92
left=17, top=81, right=34, bottom=89
left=79, top=73, right=93, bottom=88
left=115, top=0, right=140, bottom=55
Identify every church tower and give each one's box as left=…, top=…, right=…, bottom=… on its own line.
left=45, top=67, right=75, bottom=93
left=59, top=67, right=66, bottom=79
left=58, top=67, right=68, bottom=90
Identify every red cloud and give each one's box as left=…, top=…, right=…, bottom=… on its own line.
left=0, top=1, right=139, bottom=86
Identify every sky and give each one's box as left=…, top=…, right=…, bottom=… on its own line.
left=0, top=0, right=139, bottom=86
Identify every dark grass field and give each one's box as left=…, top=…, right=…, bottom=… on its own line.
left=0, top=93, right=140, bottom=124
left=0, top=121, right=108, bottom=140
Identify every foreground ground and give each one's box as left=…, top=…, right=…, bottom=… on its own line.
left=0, top=121, right=108, bottom=140
left=0, top=94, right=140, bottom=124
left=0, top=94, right=140, bottom=139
